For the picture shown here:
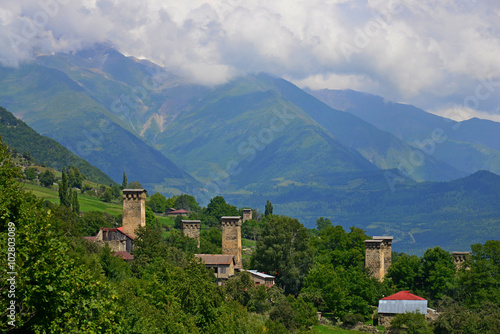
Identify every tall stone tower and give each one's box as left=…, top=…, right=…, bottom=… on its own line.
left=122, top=189, right=147, bottom=238
left=221, top=216, right=242, bottom=268
left=242, top=209, right=253, bottom=223
left=182, top=220, right=201, bottom=247
left=365, top=236, right=393, bottom=281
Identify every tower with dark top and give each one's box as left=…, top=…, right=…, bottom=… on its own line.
left=365, top=236, right=393, bottom=280
left=182, top=220, right=201, bottom=247
left=221, top=216, right=242, bottom=268
left=122, top=189, right=147, bottom=238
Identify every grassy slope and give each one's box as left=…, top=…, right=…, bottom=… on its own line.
left=22, top=182, right=123, bottom=215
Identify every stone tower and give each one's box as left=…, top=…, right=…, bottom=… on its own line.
left=221, top=216, right=242, bottom=268
left=182, top=220, right=201, bottom=247
left=365, top=236, right=393, bottom=281
left=452, top=251, right=470, bottom=269
left=122, top=189, right=147, bottom=238
left=242, top=209, right=253, bottom=223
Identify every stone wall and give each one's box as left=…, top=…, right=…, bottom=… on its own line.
left=452, top=251, right=470, bottom=270
left=182, top=220, right=201, bottom=247
left=222, top=216, right=242, bottom=268
left=242, top=209, right=252, bottom=222
left=365, top=236, right=393, bottom=281
left=122, top=189, right=147, bottom=238
left=365, top=240, right=384, bottom=280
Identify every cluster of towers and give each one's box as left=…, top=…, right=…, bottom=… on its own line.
left=181, top=208, right=252, bottom=268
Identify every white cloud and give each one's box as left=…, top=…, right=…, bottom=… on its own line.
left=0, top=0, right=499, bottom=118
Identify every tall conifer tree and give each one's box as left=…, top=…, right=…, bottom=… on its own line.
left=122, top=171, right=128, bottom=189
left=59, top=167, right=71, bottom=207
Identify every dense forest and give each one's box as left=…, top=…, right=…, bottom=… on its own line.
left=0, top=137, right=499, bottom=333
left=0, top=106, right=115, bottom=185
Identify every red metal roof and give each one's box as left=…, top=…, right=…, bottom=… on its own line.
left=114, top=251, right=134, bottom=260
left=381, top=291, right=426, bottom=301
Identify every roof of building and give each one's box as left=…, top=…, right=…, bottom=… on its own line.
left=381, top=291, right=426, bottom=301
left=100, top=227, right=135, bottom=240
left=181, top=220, right=201, bottom=223
left=221, top=216, right=241, bottom=219
left=122, top=188, right=147, bottom=192
left=247, top=270, right=275, bottom=279
left=114, top=251, right=134, bottom=260
left=372, top=236, right=394, bottom=240
left=195, top=254, right=235, bottom=265
left=84, top=236, right=96, bottom=242
left=168, top=209, right=190, bottom=214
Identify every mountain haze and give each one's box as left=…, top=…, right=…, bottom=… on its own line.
left=306, top=88, right=500, bottom=177
left=1, top=46, right=499, bottom=253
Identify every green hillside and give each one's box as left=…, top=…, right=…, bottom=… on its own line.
left=0, top=106, right=115, bottom=185
left=22, top=182, right=123, bottom=215
left=0, top=64, right=199, bottom=194
left=1, top=47, right=499, bottom=255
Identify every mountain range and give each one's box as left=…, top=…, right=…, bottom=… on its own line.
left=1, top=45, right=499, bottom=253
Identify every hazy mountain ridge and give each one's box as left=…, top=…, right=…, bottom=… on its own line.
left=306, top=88, right=500, bottom=176
left=0, top=61, right=198, bottom=193
left=1, top=47, right=499, bottom=253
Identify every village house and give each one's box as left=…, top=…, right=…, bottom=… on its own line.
left=377, top=291, right=427, bottom=327
left=195, top=254, right=236, bottom=285
left=166, top=209, right=190, bottom=217
left=246, top=270, right=275, bottom=287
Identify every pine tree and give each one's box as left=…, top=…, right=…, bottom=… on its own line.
left=122, top=171, right=128, bottom=189
left=71, top=189, right=80, bottom=214
left=265, top=200, right=273, bottom=216
left=59, top=167, right=71, bottom=207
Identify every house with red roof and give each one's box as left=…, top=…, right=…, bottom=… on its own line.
left=378, top=291, right=427, bottom=327
left=166, top=209, right=190, bottom=217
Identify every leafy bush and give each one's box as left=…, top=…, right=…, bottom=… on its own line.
left=342, top=313, right=365, bottom=327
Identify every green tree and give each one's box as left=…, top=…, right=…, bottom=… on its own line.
left=204, top=196, right=238, bottom=226
left=39, top=169, right=55, bottom=187
left=242, top=219, right=264, bottom=241
left=99, top=244, right=132, bottom=282
left=0, top=139, right=120, bottom=332
left=420, top=247, right=456, bottom=300
left=456, top=240, right=500, bottom=308
left=387, top=254, right=422, bottom=291
left=390, top=312, right=433, bottom=334
left=175, top=194, right=200, bottom=211
left=58, top=167, right=71, bottom=207
left=200, top=227, right=223, bottom=254
left=265, top=200, right=273, bottom=216
left=24, top=167, right=37, bottom=180
left=79, top=211, right=118, bottom=236
left=71, top=189, right=80, bottom=214
left=67, top=166, right=84, bottom=189
left=145, top=205, right=158, bottom=227
left=122, top=171, right=128, bottom=189
left=127, top=180, right=142, bottom=189
left=251, top=215, right=313, bottom=294
left=147, top=192, right=168, bottom=213
left=316, top=217, right=332, bottom=230
left=100, top=187, right=114, bottom=202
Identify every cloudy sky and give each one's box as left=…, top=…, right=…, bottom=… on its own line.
left=1, top=0, right=499, bottom=121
